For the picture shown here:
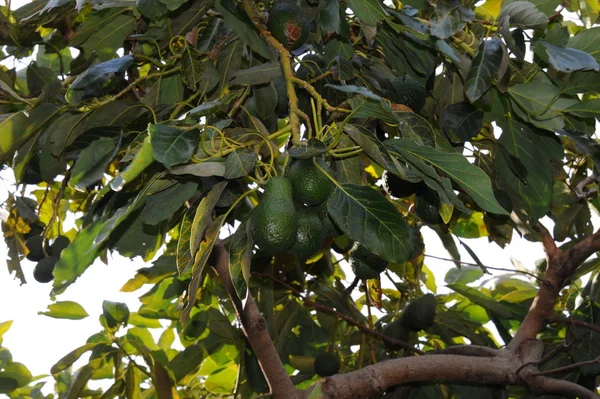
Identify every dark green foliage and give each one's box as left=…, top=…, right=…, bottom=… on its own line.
left=250, top=177, right=298, bottom=255
left=350, top=257, right=380, bottom=280
left=314, top=352, right=340, bottom=377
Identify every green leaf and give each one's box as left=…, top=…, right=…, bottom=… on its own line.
left=0, top=363, right=31, bottom=391
left=345, top=0, right=385, bottom=25
left=508, top=80, right=572, bottom=128
left=182, top=215, right=226, bottom=325
left=69, top=137, right=118, bottom=191
left=465, top=38, right=503, bottom=103
left=565, top=99, right=600, bottom=119
left=80, top=15, right=134, bottom=61
left=229, top=221, right=252, bottom=301
left=215, top=0, right=274, bottom=60
left=327, top=184, right=413, bottom=263
left=66, top=55, right=134, bottom=105
left=441, top=102, right=484, bottom=143
left=182, top=49, right=205, bottom=91
left=39, top=301, right=89, bottom=320
left=141, top=181, right=198, bottom=225
left=143, top=73, right=185, bottom=106
left=348, top=98, right=397, bottom=123
left=326, top=84, right=381, bottom=101
left=224, top=148, right=257, bottom=179
left=149, top=124, right=198, bottom=168
left=0, top=321, right=12, bottom=340
left=447, top=284, right=512, bottom=318
left=228, top=62, right=282, bottom=86
left=189, top=181, right=228, bottom=268
left=386, top=139, right=508, bottom=215
left=102, top=301, right=130, bottom=329
left=568, top=26, right=600, bottom=62
left=541, top=42, right=599, bottom=73
left=0, top=112, right=35, bottom=163
left=36, top=45, right=72, bottom=76
left=430, top=0, right=475, bottom=39
left=498, top=1, right=548, bottom=27
left=168, top=344, right=204, bottom=382
left=445, top=266, right=484, bottom=285
left=136, top=0, right=168, bottom=19
left=561, top=71, right=600, bottom=94
left=394, top=112, right=436, bottom=147
left=495, top=118, right=560, bottom=219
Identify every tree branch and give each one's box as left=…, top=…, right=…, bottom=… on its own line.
left=251, top=272, right=422, bottom=354
left=212, top=243, right=301, bottom=399
left=315, top=354, right=516, bottom=398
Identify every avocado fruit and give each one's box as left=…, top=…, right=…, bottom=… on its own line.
left=401, top=293, right=437, bottom=331
left=25, top=235, right=46, bottom=262
left=386, top=74, right=426, bottom=113
left=22, top=157, right=43, bottom=185
left=267, top=1, right=308, bottom=51
left=383, top=317, right=412, bottom=349
left=49, top=235, right=70, bottom=257
left=250, top=177, right=298, bottom=255
left=24, top=221, right=45, bottom=240
left=415, top=187, right=443, bottom=225
left=289, top=206, right=326, bottom=259
left=487, top=189, right=513, bottom=222
left=314, top=352, right=340, bottom=377
left=349, top=242, right=387, bottom=272
left=351, top=257, right=380, bottom=280
left=383, top=171, right=423, bottom=198
left=311, top=200, right=340, bottom=238
left=286, top=158, right=333, bottom=205
left=34, top=256, right=58, bottom=283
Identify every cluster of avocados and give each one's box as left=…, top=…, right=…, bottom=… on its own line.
left=249, top=157, right=337, bottom=259
left=383, top=294, right=437, bottom=347
left=25, top=229, right=70, bottom=283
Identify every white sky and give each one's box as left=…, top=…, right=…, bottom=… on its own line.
left=0, top=0, right=596, bottom=395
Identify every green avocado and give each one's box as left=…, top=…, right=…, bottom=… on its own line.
left=273, top=77, right=288, bottom=117
left=250, top=177, right=298, bottom=255
left=286, top=158, right=333, bottom=205
left=311, top=200, right=340, bottom=238
left=49, top=235, right=70, bottom=258
left=383, top=317, right=412, bottom=349
left=289, top=206, right=325, bottom=259
left=415, top=187, right=443, bottom=225
left=401, top=293, right=437, bottom=331
left=267, top=1, right=308, bottom=51
left=314, top=352, right=340, bottom=377
left=383, top=171, right=424, bottom=199
left=387, top=74, right=426, bottom=113
left=349, top=242, right=387, bottom=272
left=25, top=235, right=46, bottom=262
left=24, top=221, right=45, bottom=240
left=350, top=257, right=380, bottom=280
left=34, top=256, right=58, bottom=283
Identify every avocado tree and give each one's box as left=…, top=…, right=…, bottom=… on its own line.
left=1, top=0, right=600, bottom=397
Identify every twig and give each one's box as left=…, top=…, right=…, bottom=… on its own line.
left=251, top=272, right=423, bottom=355
left=532, top=356, right=600, bottom=377
left=424, top=254, right=542, bottom=281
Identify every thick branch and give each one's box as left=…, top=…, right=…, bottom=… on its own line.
left=315, top=354, right=516, bottom=398
left=212, top=243, right=300, bottom=399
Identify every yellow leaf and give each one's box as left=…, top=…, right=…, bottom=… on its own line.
left=475, top=0, right=502, bottom=20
